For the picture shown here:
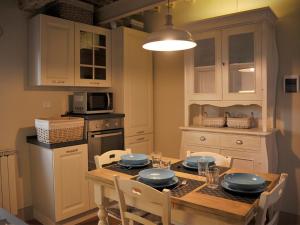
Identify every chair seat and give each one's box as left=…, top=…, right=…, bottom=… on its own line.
left=106, top=202, right=174, bottom=225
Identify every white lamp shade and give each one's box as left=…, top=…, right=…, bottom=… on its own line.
left=143, top=26, right=197, bottom=51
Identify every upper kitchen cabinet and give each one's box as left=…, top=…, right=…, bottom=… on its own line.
left=29, top=14, right=112, bottom=87
left=75, top=23, right=111, bottom=87
left=185, top=9, right=275, bottom=103
left=29, top=15, right=75, bottom=86
left=112, top=27, right=153, bottom=138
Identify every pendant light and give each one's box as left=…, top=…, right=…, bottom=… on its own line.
left=143, top=0, right=197, bottom=51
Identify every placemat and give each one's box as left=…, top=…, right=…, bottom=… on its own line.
left=133, top=176, right=205, bottom=198
left=197, top=177, right=271, bottom=204
left=103, top=161, right=153, bottom=176
left=170, top=161, right=230, bottom=176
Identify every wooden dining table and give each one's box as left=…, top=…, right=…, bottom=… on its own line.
left=86, top=157, right=280, bottom=225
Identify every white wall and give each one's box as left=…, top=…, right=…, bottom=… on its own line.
left=147, top=0, right=300, bottom=216
left=0, top=0, right=71, bottom=211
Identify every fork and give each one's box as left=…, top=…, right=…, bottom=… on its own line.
left=176, top=179, right=188, bottom=189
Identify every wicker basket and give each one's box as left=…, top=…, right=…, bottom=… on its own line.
left=45, top=0, right=94, bottom=25
left=35, top=117, right=84, bottom=144
left=227, top=117, right=252, bottom=129
left=202, top=113, right=226, bottom=128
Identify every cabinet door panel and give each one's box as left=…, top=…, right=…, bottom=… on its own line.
left=75, top=23, right=111, bottom=87
left=41, top=16, right=74, bottom=86
left=54, top=145, right=89, bottom=221
left=123, top=30, right=153, bottom=136
left=222, top=24, right=262, bottom=100
left=125, top=134, right=153, bottom=154
left=185, top=31, right=222, bottom=100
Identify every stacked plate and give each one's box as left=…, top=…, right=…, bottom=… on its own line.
left=221, top=173, right=267, bottom=194
left=118, top=153, right=150, bottom=168
left=182, top=156, right=215, bottom=170
left=137, top=168, right=179, bottom=189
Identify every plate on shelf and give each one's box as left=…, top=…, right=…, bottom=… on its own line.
left=137, top=176, right=179, bottom=189
left=221, top=180, right=266, bottom=194
left=118, top=160, right=151, bottom=168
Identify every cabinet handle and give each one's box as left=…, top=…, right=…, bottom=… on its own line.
left=136, top=137, right=146, bottom=141
left=236, top=140, right=243, bottom=145
left=199, top=136, right=206, bottom=141
left=222, top=62, right=225, bottom=66
left=66, top=149, right=79, bottom=154
left=136, top=131, right=145, bottom=134
left=52, top=80, right=65, bottom=84
left=90, top=81, right=100, bottom=85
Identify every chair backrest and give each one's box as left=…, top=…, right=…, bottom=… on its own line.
left=94, top=149, right=132, bottom=169
left=255, top=173, right=288, bottom=225
left=113, top=176, right=171, bottom=225
left=186, top=151, right=232, bottom=167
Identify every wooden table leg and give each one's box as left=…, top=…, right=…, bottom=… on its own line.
left=97, top=204, right=108, bottom=225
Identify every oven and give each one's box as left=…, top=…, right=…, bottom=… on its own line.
left=87, top=118, right=124, bottom=170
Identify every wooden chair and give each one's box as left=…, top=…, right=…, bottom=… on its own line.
left=253, top=173, right=288, bottom=225
left=114, top=175, right=172, bottom=225
left=94, top=149, right=132, bottom=169
left=186, top=151, right=232, bottom=167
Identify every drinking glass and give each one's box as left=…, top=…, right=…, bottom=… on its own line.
left=205, top=167, right=219, bottom=189
left=160, top=159, right=171, bottom=169
left=197, top=159, right=209, bottom=176
left=151, top=152, right=162, bottom=168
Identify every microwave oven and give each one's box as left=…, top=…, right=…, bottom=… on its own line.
left=73, top=92, right=113, bottom=114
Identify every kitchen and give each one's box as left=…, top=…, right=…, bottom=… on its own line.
left=0, top=0, right=300, bottom=224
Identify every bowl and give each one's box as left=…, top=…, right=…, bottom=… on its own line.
left=138, top=168, right=175, bottom=185
left=185, top=156, right=215, bottom=167
left=120, top=153, right=148, bottom=165
left=224, top=173, right=266, bottom=190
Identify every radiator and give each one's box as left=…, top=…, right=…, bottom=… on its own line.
left=0, top=149, right=17, bottom=215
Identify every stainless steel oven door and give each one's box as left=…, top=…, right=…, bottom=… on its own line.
left=88, top=128, right=124, bottom=170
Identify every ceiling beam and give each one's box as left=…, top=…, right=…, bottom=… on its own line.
left=95, top=0, right=169, bottom=24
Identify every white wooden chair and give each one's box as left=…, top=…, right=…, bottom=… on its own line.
left=114, top=175, right=173, bottom=225
left=252, top=173, right=288, bottom=225
left=94, top=149, right=132, bottom=169
left=186, top=151, right=232, bottom=167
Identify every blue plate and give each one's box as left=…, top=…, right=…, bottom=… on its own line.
left=185, top=156, right=215, bottom=167
left=138, top=168, right=175, bottom=185
left=137, top=176, right=179, bottom=189
left=121, top=154, right=148, bottom=165
left=182, top=161, right=198, bottom=170
left=221, top=180, right=266, bottom=194
left=224, top=173, right=266, bottom=190
left=118, top=160, right=150, bottom=168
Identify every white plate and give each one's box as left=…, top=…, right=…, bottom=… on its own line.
left=118, top=160, right=151, bottom=168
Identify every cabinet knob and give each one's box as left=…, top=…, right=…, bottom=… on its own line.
left=236, top=140, right=243, bottom=145
left=222, top=62, right=225, bottom=66
left=200, top=136, right=206, bottom=141
left=136, top=131, right=145, bottom=134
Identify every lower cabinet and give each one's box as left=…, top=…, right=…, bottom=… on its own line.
left=180, top=129, right=278, bottom=172
left=125, top=134, right=153, bottom=154
left=29, top=143, right=93, bottom=225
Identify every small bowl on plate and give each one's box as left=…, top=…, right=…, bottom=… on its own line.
left=224, top=173, right=266, bottom=191
left=120, top=153, right=148, bottom=165
left=138, top=168, right=175, bottom=185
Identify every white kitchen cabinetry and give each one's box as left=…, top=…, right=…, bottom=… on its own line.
left=112, top=27, right=153, bottom=152
left=75, top=23, right=111, bottom=87
left=181, top=8, right=279, bottom=172
left=125, top=134, right=153, bottom=154
left=29, top=14, right=111, bottom=87
left=29, top=144, right=92, bottom=225
left=29, top=15, right=75, bottom=86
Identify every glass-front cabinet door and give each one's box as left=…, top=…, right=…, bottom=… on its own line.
left=185, top=31, right=222, bottom=100
left=75, top=23, right=111, bottom=87
left=222, top=24, right=262, bottom=100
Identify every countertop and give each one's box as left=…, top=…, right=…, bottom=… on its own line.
left=27, top=136, right=87, bottom=149
left=64, top=112, right=125, bottom=120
